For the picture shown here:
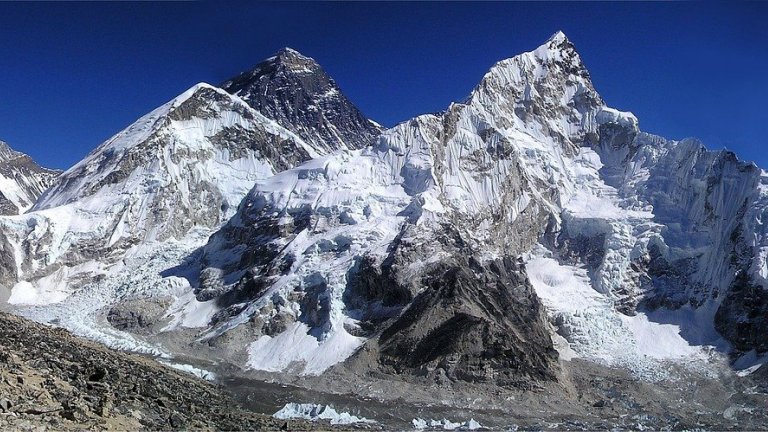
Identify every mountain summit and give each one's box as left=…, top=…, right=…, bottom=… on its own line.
left=221, top=48, right=382, bottom=153
left=0, top=140, right=59, bottom=215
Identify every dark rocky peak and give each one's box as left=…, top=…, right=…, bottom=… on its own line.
left=221, top=48, right=382, bottom=153
left=272, top=47, right=321, bottom=72
left=0, top=141, right=59, bottom=173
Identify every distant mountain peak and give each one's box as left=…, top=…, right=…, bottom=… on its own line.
left=532, top=31, right=584, bottom=67
left=220, top=49, right=382, bottom=152
left=274, top=47, right=312, bottom=61
left=0, top=139, right=59, bottom=215
left=263, top=47, right=322, bottom=75
left=546, top=30, right=570, bottom=45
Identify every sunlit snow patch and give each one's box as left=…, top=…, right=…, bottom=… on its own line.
left=247, top=322, right=364, bottom=375
left=162, top=289, right=220, bottom=330
left=158, top=360, right=217, bottom=381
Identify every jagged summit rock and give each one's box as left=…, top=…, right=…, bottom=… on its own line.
left=221, top=48, right=382, bottom=153
left=0, top=140, right=59, bottom=215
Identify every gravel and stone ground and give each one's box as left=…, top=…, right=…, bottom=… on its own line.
left=0, top=311, right=316, bottom=431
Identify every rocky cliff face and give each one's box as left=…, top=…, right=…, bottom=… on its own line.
left=0, top=140, right=59, bottom=215
left=221, top=48, right=382, bottom=153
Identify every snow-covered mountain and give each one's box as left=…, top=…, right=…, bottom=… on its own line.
left=221, top=47, right=382, bottom=153
left=3, top=32, right=767, bottom=394
left=0, top=83, right=324, bottom=305
left=185, top=31, right=768, bottom=382
left=0, top=140, right=59, bottom=215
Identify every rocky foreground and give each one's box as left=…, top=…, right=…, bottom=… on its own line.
left=0, top=312, right=313, bottom=431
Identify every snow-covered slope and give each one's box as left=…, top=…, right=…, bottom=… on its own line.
left=183, top=31, right=768, bottom=381
left=0, top=83, right=317, bottom=305
left=221, top=47, right=382, bottom=153
left=0, top=140, right=59, bottom=215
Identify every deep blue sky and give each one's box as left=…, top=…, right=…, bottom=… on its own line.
left=1, top=2, right=766, bottom=170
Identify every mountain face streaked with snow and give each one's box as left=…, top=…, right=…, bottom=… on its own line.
left=2, top=35, right=767, bottom=401
left=192, top=33, right=768, bottom=380
left=221, top=48, right=382, bottom=153
left=0, top=140, right=59, bottom=215
left=0, top=83, right=325, bottom=305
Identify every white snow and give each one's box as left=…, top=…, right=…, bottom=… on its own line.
left=596, top=107, right=639, bottom=129
left=162, top=289, right=220, bottom=330
left=158, top=360, right=217, bottom=381
left=247, top=322, right=363, bottom=375
left=526, top=246, right=711, bottom=379
left=412, top=418, right=484, bottom=430
left=273, top=403, right=376, bottom=425
left=7, top=281, right=40, bottom=305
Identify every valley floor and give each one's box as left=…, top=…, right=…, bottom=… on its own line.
left=213, top=354, right=768, bottom=430
left=3, top=302, right=768, bottom=430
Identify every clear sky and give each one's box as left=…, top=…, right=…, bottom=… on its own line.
left=1, top=2, right=766, bottom=170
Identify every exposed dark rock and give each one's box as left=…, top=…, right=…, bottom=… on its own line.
left=715, top=272, right=768, bottom=354
left=106, top=297, right=172, bottom=333
left=376, top=254, right=559, bottom=387
left=221, top=48, right=382, bottom=152
left=337, top=224, right=560, bottom=388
